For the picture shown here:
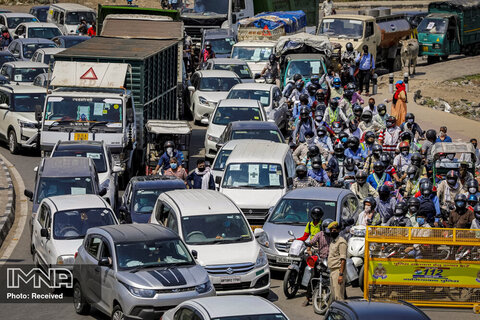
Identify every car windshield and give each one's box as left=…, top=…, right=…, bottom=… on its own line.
left=213, top=315, right=288, bottom=320
left=36, top=9, right=48, bottom=22
left=51, top=149, right=107, bottom=173
left=43, top=54, right=55, bottom=66
left=13, top=67, right=48, bottom=82
left=63, top=37, right=89, bottom=48
left=23, top=43, right=56, bottom=59
left=269, top=199, right=337, bottom=224
left=213, top=149, right=232, bottom=171
left=232, top=130, right=284, bottom=143
left=227, top=89, right=270, bottom=106
left=417, top=17, right=447, bottom=34
left=222, top=163, right=284, bottom=189
left=28, top=27, right=62, bottom=39
left=53, top=208, right=116, bottom=240
left=319, top=18, right=364, bottom=39
left=116, top=239, right=194, bottom=269
left=65, top=12, right=96, bottom=25
left=182, top=213, right=252, bottom=245
left=13, top=93, right=44, bottom=112
left=132, top=189, right=165, bottom=214
left=212, top=106, right=263, bottom=125
left=209, top=38, right=235, bottom=54
left=0, top=54, right=16, bottom=67
left=44, top=97, right=123, bottom=124
left=181, top=0, right=228, bottom=15
left=232, top=46, right=273, bottom=62
left=36, top=177, right=95, bottom=204
left=286, top=60, right=324, bottom=79
left=213, top=63, right=251, bottom=79
left=7, top=17, right=38, bottom=29
left=198, top=76, right=240, bottom=91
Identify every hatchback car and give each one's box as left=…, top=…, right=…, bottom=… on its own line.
left=6, top=38, right=56, bottom=61
left=255, top=187, right=359, bottom=271
left=29, top=5, right=50, bottom=22
left=227, top=83, right=289, bottom=131
left=73, top=224, right=214, bottom=319
left=13, top=22, right=63, bottom=40
left=203, top=58, right=253, bottom=83
left=120, top=175, right=186, bottom=223
left=188, top=70, right=241, bottom=122
left=0, top=61, right=48, bottom=84
left=0, top=12, right=38, bottom=35
left=217, top=121, right=285, bottom=148
left=163, top=296, right=290, bottom=320
left=204, top=99, right=266, bottom=159
left=31, top=194, right=118, bottom=274
left=51, top=35, right=90, bottom=48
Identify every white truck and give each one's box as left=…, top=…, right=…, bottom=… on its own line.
left=40, top=61, right=137, bottom=182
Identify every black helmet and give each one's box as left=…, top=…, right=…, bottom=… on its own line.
left=296, top=165, right=307, bottom=177
left=311, top=206, right=324, bottom=221
left=334, top=143, right=345, bottom=156
left=411, top=152, right=422, bottom=167
left=316, top=89, right=326, bottom=100
left=299, top=93, right=309, bottom=105
left=322, top=218, right=334, bottom=231
left=372, top=144, right=383, bottom=157
left=364, top=131, right=375, bottom=144
left=373, top=161, right=385, bottom=174
left=377, top=103, right=387, bottom=115
left=474, top=204, right=480, bottom=220
left=406, top=165, right=418, bottom=180
left=300, top=106, right=309, bottom=119
left=363, top=196, right=377, bottom=210
left=378, top=184, right=391, bottom=200
left=344, top=157, right=356, bottom=171
left=338, top=130, right=348, bottom=142
left=426, top=129, right=437, bottom=141
left=330, top=98, right=339, bottom=109
left=361, top=110, right=373, bottom=122
left=356, top=170, right=368, bottom=184
left=408, top=197, right=421, bottom=213
left=205, top=41, right=212, bottom=49
left=1, top=26, right=7, bottom=33
left=467, top=179, right=479, bottom=194
left=307, top=145, right=320, bottom=158
left=353, top=104, right=363, bottom=117
left=308, top=85, right=317, bottom=96
left=296, top=79, right=305, bottom=90
left=346, top=42, right=354, bottom=52
left=454, top=193, right=467, bottom=211
left=405, top=113, right=415, bottom=122
left=265, top=74, right=275, bottom=84
left=164, top=140, right=175, bottom=149
left=400, top=131, right=413, bottom=143
left=269, top=53, right=276, bottom=63
left=343, top=89, right=354, bottom=100
left=420, top=180, right=433, bottom=196
left=346, top=82, right=356, bottom=91
left=379, top=153, right=391, bottom=167
left=347, top=136, right=360, bottom=150
left=311, top=75, right=320, bottom=84
left=317, top=126, right=327, bottom=136
left=394, top=201, right=408, bottom=217
left=293, top=73, right=302, bottom=82
left=386, top=116, right=396, bottom=128
left=348, top=120, right=358, bottom=133
left=311, top=156, right=322, bottom=170
left=446, top=170, right=459, bottom=187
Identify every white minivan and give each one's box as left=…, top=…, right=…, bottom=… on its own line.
left=218, top=140, right=296, bottom=227
left=149, top=189, right=270, bottom=296
left=47, top=3, right=96, bottom=35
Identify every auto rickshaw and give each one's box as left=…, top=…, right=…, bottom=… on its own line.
left=431, top=142, right=477, bottom=182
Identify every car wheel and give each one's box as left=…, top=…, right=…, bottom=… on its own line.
left=112, top=305, right=124, bottom=320
left=8, top=130, right=19, bottom=154
left=73, top=282, right=91, bottom=315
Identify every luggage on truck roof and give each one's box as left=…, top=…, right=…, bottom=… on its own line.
left=145, top=120, right=192, bottom=135
left=275, top=33, right=333, bottom=57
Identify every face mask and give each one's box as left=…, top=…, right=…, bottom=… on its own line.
left=447, top=179, right=457, bottom=187
left=417, top=217, right=425, bottom=226
left=297, top=172, right=306, bottom=178
left=473, top=143, right=478, bottom=149
left=469, top=187, right=478, bottom=194
left=422, top=190, right=431, bottom=196
left=395, top=209, right=404, bottom=215
left=170, top=163, right=178, bottom=169
left=364, top=205, right=371, bottom=213
left=379, top=111, right=386, bottom=116
left=401, top=151, right=409, bottom=156
left=409, top=206, right=418, bottom=214
left=306, top=137, right=314, bottom=145
left=341, top=137, right=348, bottom=143
left=369, top=103, right=375, bottom=108
left=358, top=179, right=366, bottom=185
left=167, top=147, right=173, bottom=156
left=198, top=167, right=205, bottom=172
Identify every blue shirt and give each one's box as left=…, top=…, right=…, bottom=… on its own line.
left=157, top=150, right=184, bottom=170
left=308, top=168, right=330, bottom=186
left=356, top=53, right=375, bottom=71
left=435, top=136, right=452, bottom=143
left=367, top=172, right=392, bottom=190
left=344, top=148, right=367, bottom=161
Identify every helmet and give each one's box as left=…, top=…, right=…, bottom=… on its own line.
left=474, top=204, right=480, bottom=220
left=347, top=136, right=360, bottom=150
left=386, top=116, right=396, bottom=128
left=265, top=74, right=275, bottom=84
left=454, top=193, right=467, bottom=211
left=269, top=53, right=276, bottom=63
left=411, top=153, right=422, bottom=167
left=379, top=153, right=391, bottom=167
left=378, top=184, right=390, bottom=200
left=296, top=165, right=307, bottom=177
left=373, top=161, right=385, bottom=174
left=164, top=140, right=175, bottom=149
left=205, top=41, right=212, bottom=49
left=363, top=196, right=377, bottom=210
left=353, top=104, right=363, bottom=117
left=468, top=194, right=478, bottom=206
left=344, top=157, right=356, bottom=171
left=316, top=89, right=326, bottom=101
left=426, top=129, right=437, bottom=141
left=317, top=126, right=327, bottom=136
left=311, top=156, right=322, bottom=170
left=406, top=165, right=418, bottom=179
left=300, top=106, right=309, bottom=119
left=400, top=131, right=413, bottom=143
left=332, top=121, right=343, bottom=134
left=293, top=73, right=303, bottom=82
left=466, top=179, right=479, bottom=194
left=346, top=82, right=356, bottom=91
left=295, top=79, right=305, bottom=90
left=314, top=110, right=324, bottom=122
left=346, top=42, right=354, bottom=52
left=420, top=180, right=433, bottom=196
left=364, top=131, right=375, bottom=144
left=356, top=170, right=368, bottom=184
left=394, top=201, right=408, bottom=217
left=308, top=85, right=317, bottom=96
left=322, top=218, right=334, bottom=232
left=310, top=206, right=324, bottom=221
left=299, top=93, right=309, bottom=105
left=399, top=141, right=410, bottom=151
left=348, top=120, right=358, bottom=133
left=361, top=110, right=373, bottom=122
left=384, top=181, right=395, bottom=192
left=333, top=77, right=342, bottom=88
left=330, top=98, right=339, bottom=109
left=377, top=103, right=387, bottom=115
left=405, top=113, right=415, bottom=122
left=343, top=89, right=354, bottom=100
left=334, top=143, right=345, bottom=157
left=1, top=26, right=7, bottom=33
left=311, top=75, right=320, bottom=84
left=408, top=197, right=420, bottom=213
left=372, top=144, right=383, bottom=157
left=307, top=145, right=320, bottom=158
left=446, top=170, right=459, bottom=187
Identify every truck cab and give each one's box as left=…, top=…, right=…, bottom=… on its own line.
left=40, top=62, right=136, bottom=178
left=417, top=14, right=459, bottom=62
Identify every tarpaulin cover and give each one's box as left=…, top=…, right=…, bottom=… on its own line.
left=275, top=33, right=333, bottom=57
left=238, top=11, right=307, bottom=33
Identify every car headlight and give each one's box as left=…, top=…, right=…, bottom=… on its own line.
left=56, top=255, right=75, bottom=265
left=257, top=232, right=270, bottom=248
left=122, top=283, right=156, bottom=298
left=195, top=281, right=212, bottom=294
left=199, top=96, right=208, bottom=105
left=207, top=134, right=219, bottom=143
left=433, top=43, right=441, bottom=49
left=255, top=250, right=268, bottom=267
left=18, top=120, right=37, bottom=128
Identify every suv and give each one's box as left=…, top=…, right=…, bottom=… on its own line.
left=72, top=224, right=214, bottom=319
left=120, top=175, right=186, bottom=224
left=0, top=61, right=49, bottom=84
left=0, top=84, right=45, bottom=154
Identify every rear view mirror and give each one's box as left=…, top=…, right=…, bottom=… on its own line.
left=98, top=257, right=111, bottom=267
left=288, top=230, right=295, bottom=237
left=0, top=103, right=8, bottom=110
left=200, top=117, right=209, bottom=125
left=12, top=53, right=19, bottom=58
left=188, top=86, right=195, bottom=92
left=254, top=228, right=265, bottom=238
left=99, top=188, right=107, bottom=197
left=24, top=189, right=33, bottom=200
left=40, top=228, right=49, bottom=238
left=191, top=250, right=198, bottom=259
left=215, top=143, right=224, bottom=150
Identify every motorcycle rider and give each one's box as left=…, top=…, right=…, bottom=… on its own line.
left=293, top=165, right=320, bottom=189
left=438, top=170, right=464, bottom=214
left=260, top=54, right=280, bottom=86
left=302, top=145, right=328, bottom=170
left=345, top=136, right=367, bottom=162
left=464, top=179, right=480, bottom=198
left=358, top=110, right=380, bottom=134
left=293, top=107, right=316, bottom=145
left=362, top=131, right=376, bottom=156
left=323, top=98, right=348, bottom=127
left=364, top=144, right=383, bottom=174
left=417, top=180, right=441, bottom=224
left=404, top=165, right=421, bottom=198
left=327, top=143, right=346, bottom=183
left=367, top=161, right=392, bottom=190
left=401, top=113, right=424, bottom=140
left=153, top=141, right=185, bottom=174
left=468, top=195, right=478, bottom=210
left=315, top=126, right=334, bottom=153
left=372, top=103, right=388, bottom=131
left=386, top=202, right=412, bottom=227
left=326, top=221, right=348, bottom=302
left=200, top=41, right=215, bottom=65
left=312, top=88, right=328, bottom=110
left=357, top=196, right=382, bottom=226
left=380, top=153, right=401, bottom=185
left=447, top=193, right=474, bottom=228
left=376, top=184, right=396, bottom=223
left=283, top=73, right=303, bottom=97
left=341, top=42, right=359, bottom=84
left=339, top=83, right=357, bottom=120
left=382, top=116, right=401, bottom=155
left=289, top=79, right=308, bottom=104
left=459, top=161, right=475, bottom=189
left=1, top=26, right=12, bottom=49
left=405, top=210, right=432, bottom=259
left=406, top=197, right=421, bottom=227
left=421, top=129, right=437, bottom=166
left=330, top=77, right=344, bottom=100
left=471, top=204, right=480, bottom=230
left=308, top=156, right=330, bottom=186
left=364, top=97, right=377, bottom=115
left=306, top=75, right=321, bottom=95
left=293, top=131, right=323, bottom=164
left=292, top=93, right=311, bottom=119
left=343, top=157, right=358, bottom=186
left=347, top=119, right=363, bottom=140
left=350, top=170, right=378, bottom=202
left=393, top=141, right=412, bottom=178
left=410, top=152, right=427, bottom=178
left=352, top=104, right=364, bottom=123
left=294, top=207, right=325, bottom=242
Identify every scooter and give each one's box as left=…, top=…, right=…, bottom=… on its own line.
left=347, top=225, right=366, bottom=291
left=283, top=231, right=309, bottom=299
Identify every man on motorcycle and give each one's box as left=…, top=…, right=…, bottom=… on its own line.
left=447, top=193, right=474, bottom=229
left=293, top=165, right=320, bottom=189
left=312, top=89, right=328, bottom=111
left=364, top=97, right=377, bottom=115
left=289, top=79, right=308, bottom=104
left=293, top=107, right=316, bottom=145
left=410, top=152, right=427, bottom=178
left=327, top=221, right=348, bottom=301
left=345, top=136, right=367, bottom=162
left=357, top=196, right=382, bottom=226
left=358, top=110, right=380, bottom=134
left=302, top=145, right=328, bottom=170
left=327, top=143, right=346, bottom=183
left=401, top=113, right=424, bottom=140
left=405, top=210, right=432, bottom=259
left=393, top=141, right=412, bottom=178
left=292, top=93, right=311, bottom=119
left=347, top=120, right=362, bottom=140
left=339, top=83, right=357, bottom=120
left=373, top=103, right=388, bottom=131
left=341, top=42, right=359, bottom=84
left=200, top=41, right=215, bottom=65
left=421, top=129, right=437, bottom=166
left=295, top=207, right=325, bottom=242
left=330, top=77, right=344, bottom=100
left=352, top=104, right=363, bottom=123
left=417, top=180, right=441, bottom=223
left=376, top=184, right=395, bottom=223
left=367, top=161, right=392, bottom=190
left=343, top=157, right=358, bottom=186
left=438, top=170, right=464, bottom=214
left=406, top=197, right=421, bottom=227
left=386, top=202, right=412, bottom=227
left=315, top=126, right=334, bottom=154
left=364, top=144, right=382, bottom=174
left=260, top=54, right=280, bottom=87
left=283, top=73, right=303, bottom=97
left=350, top=170, right=378, bottom=202
left=383, top=116, right=401, bottom=154
left=308, top=156, right=330, bottom=186
left=404, top=165, right=421, bottom=198
left=468, top=195, right=478, bottom=210
left=362, top=131, right=376, bottom=156
left=293, top=131, right=326, bottom=164
left=323, top=98, right=348, bottom=127
left=379, top=153, right=402, bottom=186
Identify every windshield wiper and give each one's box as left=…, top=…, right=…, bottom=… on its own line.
left=89, top=121, right=109, bottom=130
left=47, top=120, right=74, bottom=131
left=129, top=263, right=165, bottom=273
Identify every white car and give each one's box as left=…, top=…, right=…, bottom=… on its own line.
left=31, top=47, right=65, bottom=68
left=0, top=84, right=45, bottom=154
left=211, top=140, right=242, bottom=189
left=204, top=99, right=266, bottom=159
left=150, top=189, right=270, bottom=296
left=13, top=22, right=63, bottom=39
left=188, top=70, right=241, bottom=123
left=227, top=83, right=289, bottom=131
left=31, top=194, right=118, bottom=272
left=0, top=12, right=38, bottom=36
left=203, top=58, right=254, bottom=83
left=0, top=61, right=49, bottom=84
left=231, top=40, right=277, bottom=76
left=50, top=140, right=122, bottom=211
left=163, top=296, right=290, bottom=320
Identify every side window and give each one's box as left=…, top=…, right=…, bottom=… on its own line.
left=326, top=308, right=350, bottom=320
left=341, top=195, right=359, bottom=221
left=0, top=17, right=4, bottom=25
left=0, top=91, right=9, bottom=105
left=38, top=204, right=47, bottom=226
left=99, top=239, right=112, bottom=260
left=37, top=53, right=43, bottom=63
left=59, top=12, right=64, bottom=24
left=285, top=152, right=296, bottom=178
left=174, top=308, right=203, bottom=320
left=365, top=22, right=374, bottom=38
left=6, top=66, right=13, bottom=78
left=87, top=236, right=102, bottom=259
left=44, top=206, right=52, bottom=230
left=233, top=0, right=246, bottom=11
left=53, top=10, right=59, bottom=23
left=273, top=88, right=281, bottom=102
left=159, top=203, right=178, bottom=234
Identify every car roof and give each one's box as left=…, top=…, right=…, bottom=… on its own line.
left=283, top=187, right=352, bottom=201
left=31, top=5, right=50, bottom=9
left=51, top=3, right=95, bottom=11
left=55, top=141, right=104, bottom=152
left=209, top=58, right=247, bottom=65
left=14, top=38, right=55, bottom=44
left=226, top=140, right=289, bottom=164
left=129, top=175, right=186, bottom=189
left=2, top=13, right=36, bottom=18
left=217, top=139, right=245, bottom=152
left=190, top=296, right=284, bottom=318
left=40, top=156, right=94, bottom=177
left=204, top=28, right=233, bottom=37
left=97, top=224, right=179, bottom=243
left=163, top=190, right=239, bottom=216
left=53, top=35, right=90, bottom=40
left=46, top=194, right=108, bottom=212
left=229, top=121, right=280, bottom=131
left=230, top=83, right=274, bottom=91
left=217, top=99, right=261, bottom=108
left=197, top=70, right=239, bottom=78
left=18, top=22, right=58, bottom=28
left=34, top=47, right=65, bottom=55
left=0, top=83, right=47, bottom=93
left=3, top=61, right=48, bottom=68
left=331, top=300, right=430, bottom=320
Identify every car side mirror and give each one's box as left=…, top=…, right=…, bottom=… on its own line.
left=112, top=165, right=122, bottom=173
left=98, top=257, right=112, bottom=267
left=215, top=143, right=224, bottom=150
left=215, top=176, right=222, bottom=185
left=24, top=189, right=33, bottom=200
left=0, top=103, right=8, bottom=110
left=200, top=117, right=209, bottom=125
left=191, top=250, right=198, bottom=259
left=254, top=73, right=261, bottom=79
left=254, top=228, right=265, bottom=238
left=99, top=188, right=107, bottom=197
left=126, top=109, right=134, bottom=123
left=288, top=230, right=295, bottom=237
left=188, top=86, right=195, bottom=92
left=35, top=105, right=42, bottom=122
left=40, top=228, right=49, bottom=238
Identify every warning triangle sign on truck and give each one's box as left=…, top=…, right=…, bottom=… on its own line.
left=80, top=67, right=98, bottom=80
left=51, top=62, right=130, bottom=88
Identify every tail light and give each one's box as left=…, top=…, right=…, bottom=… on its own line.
left=306, top=255, right=318, bottom=268
left=74, top=252, right=78, bottom=259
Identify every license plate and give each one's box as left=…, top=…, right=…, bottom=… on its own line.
left=220, top=276, right=241, bottom=284
left=251, top=225, right=262, bottom=231
left=74, top=133, right=89, bottom=141
left=423, top=46, right=428, bottom=52
left=276, top=256, right=294, bottom=264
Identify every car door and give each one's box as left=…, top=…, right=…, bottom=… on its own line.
left=0, top=90, right=10, bottom=138
left=37, top=203, right=52, bottom=267
left=83, top=234, right=103, bottom=304
left=273, top=86, right=287, bottom=127
left=32, top=202, right=47, bottom=262
left=95, top=238, right=115, bottom=314
left=156, top=202, right=179, bottom=235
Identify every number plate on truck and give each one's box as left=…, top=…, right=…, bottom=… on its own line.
left=423, top=46, right=428, bottom=52
left=74, top=133, right=89, bottom=141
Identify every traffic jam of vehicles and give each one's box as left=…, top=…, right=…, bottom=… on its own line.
left=0, top=0, right=480, bottom=319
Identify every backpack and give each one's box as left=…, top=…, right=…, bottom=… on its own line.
left=419, top=196, right=436, bottom=220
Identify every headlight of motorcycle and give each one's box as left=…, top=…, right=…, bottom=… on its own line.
left=255, top=250, right=268, bottom=267
left=195, top=281, right=212, bottom=294
left=56, top=255, right=75, bottom=265
left=18, top=120, right=37, bottom=129
left=199, top=96, right=208, bottom=105
left=122, top=283, right=156, bottom=298
left=207, top=134, right=219, bottom=143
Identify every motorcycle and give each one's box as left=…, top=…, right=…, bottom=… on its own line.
left=311, top=257, right=331, bottom=315
left=283, top=231, right=308, bottom=299
left=347, top=225, right=366, bottom=291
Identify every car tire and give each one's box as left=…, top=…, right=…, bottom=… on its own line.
left=112, top=305, right=124, bottom=320
left=73, top=282, right=91, bottom=315
left=8, top=130, right=19, bottom=154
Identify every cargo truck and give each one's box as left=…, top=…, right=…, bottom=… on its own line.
left=317, top=8, right=413, bottom=71
left=418, top=0, right=480, bottom=63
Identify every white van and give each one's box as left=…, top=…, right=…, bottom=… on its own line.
left=47, top=3, right=96, bottom=35
left=149, top=189, right=270, bottom=296
left=218, top=140, right=295, bottom=227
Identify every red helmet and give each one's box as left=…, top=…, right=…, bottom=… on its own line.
left=398, top=141, right=410, bottom=149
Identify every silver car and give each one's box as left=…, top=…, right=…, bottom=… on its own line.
left=255, top=187, right=359, bottom=271
left=73, top=224, right=215, bottom=320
